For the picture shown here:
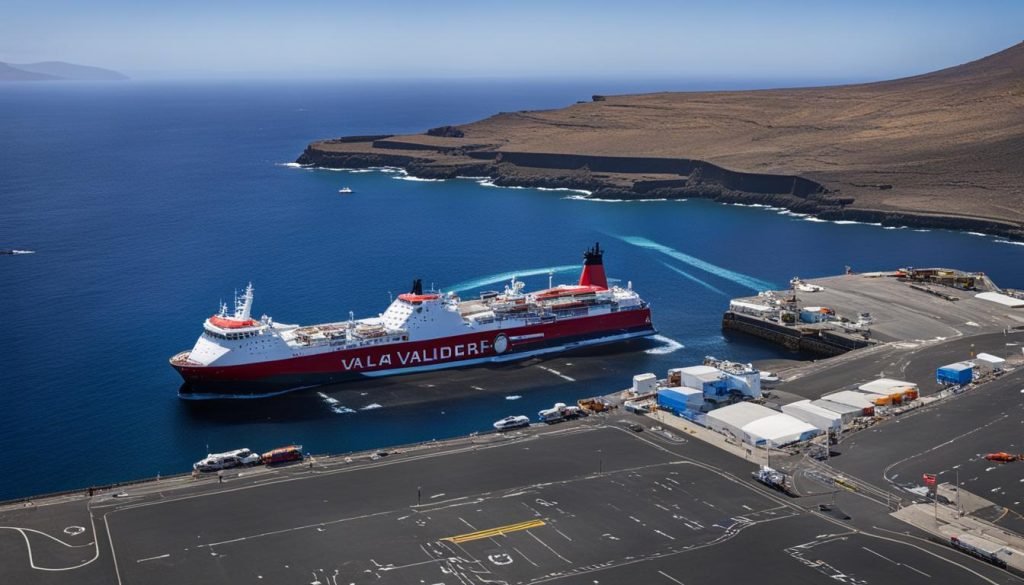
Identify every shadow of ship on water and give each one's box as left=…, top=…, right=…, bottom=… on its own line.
left=177, top=338, right=662, bottom=423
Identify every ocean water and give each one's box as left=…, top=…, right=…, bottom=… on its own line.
left=2, top=80, right=1023, bottom=501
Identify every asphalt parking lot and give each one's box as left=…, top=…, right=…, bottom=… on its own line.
left=3, top=419, right=1020, bottom=585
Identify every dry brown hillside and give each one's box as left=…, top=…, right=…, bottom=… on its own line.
left=300, top=42, right=1024, bottom=236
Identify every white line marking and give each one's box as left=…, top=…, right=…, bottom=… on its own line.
left=659, top=570, right=686, bottom=584
left=553, top=526, right=573, bottom=541
left=526, top=531, right=571, bottom=564
left=536, top=365, right=575, bottom=382
left=513, top=546, right=538, bottom=567
left=136, top=553, right=170, bottom=563
left=654, top=529, right=675, bottom=540
left=904, top=563, right=931, bottom=578
left=1, top=517, right=101, bottom=572
left=862, top=546, right=898, bottom=565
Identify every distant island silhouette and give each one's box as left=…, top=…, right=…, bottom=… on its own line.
left=0, top=60, right=127, bottom=81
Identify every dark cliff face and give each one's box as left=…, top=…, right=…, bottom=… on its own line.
left=296, top=144, right=1024, bottom=240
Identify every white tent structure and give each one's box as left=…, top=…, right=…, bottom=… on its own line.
left=811, top=399, right=863, bottom=424
left=705, top=402, right=776, bottom=441
left=741, top=414, right=820, bottom=446
left=782, top=400, right=842, bottom=432
left=820, top=390, right=876, bottom=414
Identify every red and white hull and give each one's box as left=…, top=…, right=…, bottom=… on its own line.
left=171, top=243, right=657, bottom=398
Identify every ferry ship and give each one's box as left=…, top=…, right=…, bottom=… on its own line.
left=171, top=243, right=656, bottom=398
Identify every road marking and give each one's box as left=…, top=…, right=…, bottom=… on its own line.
left=552, top=526, right=573, bottom=541
left=513, top=546, right=538, bottom=567
left=526, top=530, right=571, bottom=563
left=136, top=553, right=170, bottom=563
left=659, top=570, right=686, bottom=584
left=443, top=519, right=546, bottom=544
left=654, top=529, right=675, bottom=540
left=536, top=365, right=575, bottom=382
left=862, top=546, right=898, bottom=565
left=903, top=563, right=931, bottom=578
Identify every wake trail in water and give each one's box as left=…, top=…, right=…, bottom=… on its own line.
left=448, top=265, right=579, bottom=293
left=616, top=235, right=773, bottom=292
left=660, top=262, right=726, bottom=296
left=644, top=334, right=685, bottom=355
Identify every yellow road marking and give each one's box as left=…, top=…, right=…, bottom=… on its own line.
left=443, top=519, right=546, bottom=544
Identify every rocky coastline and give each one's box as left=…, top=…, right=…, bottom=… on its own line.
left=296, top=140, right=1024, bottom=240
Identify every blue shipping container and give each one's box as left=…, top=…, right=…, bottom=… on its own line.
left=936, top=363, right=973, bottom=385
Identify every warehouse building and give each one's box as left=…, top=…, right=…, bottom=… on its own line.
left=811, top=399, right=863, bottom=425
left=742, top=414, right=820, bottom=446
left=818, top=390, right=876, bottom=416
left=705, top=402, right=819, bottom=446
left=782, top=400, right=842, bottom=432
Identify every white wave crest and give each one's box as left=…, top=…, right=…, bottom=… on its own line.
left=360, top=403, right=383, bottom=411
left=644, top=334, right=685, bottom=355
left=994, top=239, right=1024, bottom=247
left=448, top=265, right=579, bottom=293
left=535, top=187, right=593, bottom=195
left=393, top=175, right=444, bottom=182
left=9, top=250, right=35, bottom=254
left=617, top=235, right=774, bottom=292
left=277, top=162, right=309, bottom=168
left=505, top=395, right=522, bottom=401
left=967, top=232, right=988, bottom=237
left=803, top=217, right=828, bottom=223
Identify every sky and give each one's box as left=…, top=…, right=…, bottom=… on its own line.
left=1, top=0, right=1022, bottom=81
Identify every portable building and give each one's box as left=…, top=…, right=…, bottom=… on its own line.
left=705, top=402, right=776, bottom=441
left=974, top=353, right=1005, bottom=374
left=718, top=366, right=762, bottom=400
left=800, top=306, right=830, bottom=323
left=729, top=300, right=773, bottom=316
left=675, top=365, right=730, bottom=402
left=657, top=387, right=703, bottom=414
left=854, top=389, right=897, bottom=406
left=782, top=400, right=842, bottom=432
left=632, top=373, right=658, bottom=395
left=858, top=378, right=919, bottom=402
left=741, top=414, right=820, bottom=446
left=811, top=399, right=863, bottom=424
left=818, top=390, right=876, bottom=416
left=936, top=362, right=973, bottom=386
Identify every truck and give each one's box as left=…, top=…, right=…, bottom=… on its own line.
left=261, top=445, right=304, bottom=465
left=752, top=465, right=795, bottom=495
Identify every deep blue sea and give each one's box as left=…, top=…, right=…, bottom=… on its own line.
left=2, top=79, right=1023, bottom=501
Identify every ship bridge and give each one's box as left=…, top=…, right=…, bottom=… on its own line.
left=381, top=281, right=468, bottom=340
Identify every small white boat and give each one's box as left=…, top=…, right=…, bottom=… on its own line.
left=338, top=187, right=353, bottom=194
left=493, top=415, right=530, bottom=431
left=194, top=448, right=260, bottom=472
